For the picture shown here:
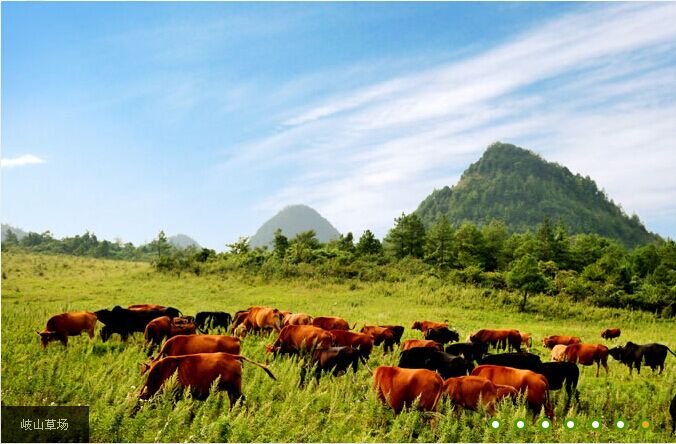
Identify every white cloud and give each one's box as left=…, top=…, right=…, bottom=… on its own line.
left=1, top=154, right=46, bottom=168
left=220, top=3, right=676, bottom=237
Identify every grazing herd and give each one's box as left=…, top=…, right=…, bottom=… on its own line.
left=37, top=306, right=675, bottom=432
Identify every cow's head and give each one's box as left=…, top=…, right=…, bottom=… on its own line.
left=411, top=321, right=422, bottom=330
left=608, top=346, right=623, bottom=361
left=36, top=330, right=57, bottom=348
left=265, top=344, right=279, bottom=354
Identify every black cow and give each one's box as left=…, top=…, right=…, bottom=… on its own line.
left=424, top=327, right=460, bottom=344
left=445, top=342, right=489, bottom=362
left=608, top=342, right=676, bottom=374
left=398, top=347, right=474, bottom=379
left=539, top=362, right=580, bottom=399
left=300, top=346, right=367, bottom=386
left=478, top=352, right=543, bottom=373
left=380, top=325, right=405, bottom=345
left=195, top=311, right=233, bottom=333
left=670, top=393, right=675, bottom=434
left=95, top=306, right=169, bottom=342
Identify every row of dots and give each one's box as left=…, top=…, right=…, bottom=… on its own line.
left=490, top=419, right=652, bottom=430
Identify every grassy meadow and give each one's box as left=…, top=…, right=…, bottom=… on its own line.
left=1, top=252, right=675, bottom=442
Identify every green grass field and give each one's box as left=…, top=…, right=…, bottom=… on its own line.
left=2, top=252, right=675, bottom=442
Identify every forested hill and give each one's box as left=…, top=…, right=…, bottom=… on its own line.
left=250, top=204, right=341, bottom=248
left=416, top=142, right=658, bottom=247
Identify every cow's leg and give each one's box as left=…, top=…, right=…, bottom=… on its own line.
left=596, top=361, right=600, bottom=377
left=636, top=361, right=641, bottom=375
left=87, top=327, right=95, bottom=339
left=60, top=335, right=68, bottom=347
left=659, top=363, right=664, bottom=374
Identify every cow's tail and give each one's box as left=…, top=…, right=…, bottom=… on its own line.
left=350, top=322, right=357, bottom=330
left=235, top=355, right=277, bottom=380
left=359, top=354, right=373, bottom=375
left=665, top=347, right=676, bottom=357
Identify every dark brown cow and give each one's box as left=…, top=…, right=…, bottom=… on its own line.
left=411, top=320, right=447, bottom=332
left=360, top=325, right=396, bottom=352
left=139, top=352, right=275, bottom=406
left=141, top=334, right=241, bottom=374
left=144, top=316, right=197, bottom=353
left=443, top=376, right=516, bottom=414
left=469, top=329, right=522, bottom=352
left=231, top=310, right=249, bottom=330
left=601, top=328, right=621, bottom=340
left=380, top=325, right=405, bottom=345
left=283, top=313, right=313, bottom=327
left=471, top=365, right=553, bottom=419
left=542, top=335, right=582, bottom=349
left=401, top=339, right=442, bottom=351
left=312, top=316, right=353, bottom=331
left=563, top=343, right=609, bottom=377
left=37, top=311, right=97, bottom=348
left=266, top=325, right=333, bottom=355
left=372, top=366, right=444, bottom=413
left=330, top=330, right=374, bottom=359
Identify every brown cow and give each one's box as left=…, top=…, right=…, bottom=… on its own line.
left=128, top=304, right=166, bottom=311
left=520, top=333, right=533, bottom=351
left=37, top=311, right=97, bottom=348
left=551, top=344, right=567, bottom=362
left=401, top=339, right=443, bottom=351
left=141, top=334, right=241, bottom=374
left=266, top=325, right=333, bottom=356
left=330, top=330, right=374, bottom=359
left=283, top=313, right=313, bottom=327
left=246, top=306, right=284, bottom=333
left=601, top=328, right=621, bottom=340
left=380, top=325, right=405, bottom=345
left=469, top=329, right=522, bottom=352
left=411, top=320, right=447, bottom=332
left=542, top=335, right=582, bottom=349
left=312, top=316, right=353, bottom=331
left=372, top=366, right=444, bottom=413
left=139, top=352, right=275, bottom=406
left=144, top=316, right=197, bottom=353
left=231, top=310, right=249, bottom=331
left=443, top=376, right=516, bottom=414
left=360, top=325, right=396, bottom=352
left=563, top=343, right=609, bottom=377
left=471, top=365, right=553, bottom=419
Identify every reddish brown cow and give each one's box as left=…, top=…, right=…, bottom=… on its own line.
left=231, top=310, right=249, bottom=330
left=471, top=365, right=553, bottom=419
left=563, top=343, right=609, bottom=377
left=283, top=313, right=313, bottom=327
left=246, top=306, right=284, bottom=333
left=601, top=328, right=621, bottom=340
left=469, top=329, right=522, bottom=352
left=266, top=325, right=333, bottom=355
left=520, top=333, right=533, bottom=351
left=401, top=339, right=443, bottom=351
left=37, top=311, right=97, bottom=348
left=141, top=334, right=241, bottom=374
left=139, top=352, right=275, bottom=406
left=128, top=304, right=166, bottom=311
left=542, top=335, right=582, bottom=349
left=443, top=376, right=516, bottom=414
left=144, top=316, right=197, bottom=353
left=411, top=320, right=447, bottom=332
left=373, top=366, right=444, bottom=413
left=360, top=325, right=396, bottom=352
left=312, top=316, right=353, bottom=331
left=330, top=330, right=374, bottom=359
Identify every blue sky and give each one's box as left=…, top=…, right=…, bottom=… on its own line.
left=2, top=2, right=676, bottom=249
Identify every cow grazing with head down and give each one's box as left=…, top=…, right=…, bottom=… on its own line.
left=194, top=311, right=232, bottom=333
left=601, top=328, right=621, bottom=340
left=300, top=346, right=370, bottom=386
left=542, top=335, right=581, bottom=349
left=360, top=325, right=396, bottom=353
left=411, top=320, right=448, bottom=332
left=246, top=306, right=284, bottom=334
left=608, top=342, right=676, bottom=375
left=563, top=343, right=609, bottom=377
left=37, top=311, right=97, bottom=348
left=312, top=316, right=353, bottom=331
left=372, top=366, right=444, bottom=413
left=283, top=313, right=313, bottom=327
left=551, top=344, right=567, bottom=362
left=141, top=334, right=241, bottom=374
left=95, top=306, right=170, bottom=342
left=445, top=342, right=489, bottom=363
left=379, top=325, right=405, bottom=345
left=539, top=362, right=580, bottom=400
left=469, top=329, right=522, bottom=352
left=143, top=316, right=196, bottom=354
left=329, top=330, right=374, bottom=360
left=402, top=339, right=443, bottom=352
left=266, top=325, right=333, bottom=356
left=424, top=327, right=460, bottom=344
left=471, top=364, right=553, bottom=419
left=139, top=352, right=275, bottom=406
left=443, top=376, right=517, bottom=414
left=399, top=347, right=474, bottom=379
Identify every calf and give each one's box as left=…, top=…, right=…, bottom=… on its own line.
left=372, top=366, right=444, bottom=413
left=608, top=342, right=675, bottom=375
left=399, top=347, right=474, bottom=379
left=37, top=311, right=97, bottom=348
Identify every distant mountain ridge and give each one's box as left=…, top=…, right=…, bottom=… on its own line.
left=416, top=142, right=657, bottom=247
left=167, top=234, right=201, bottom=249
left=250, top=204, right=341, bottom=248
left=1, top=224, right=27, bottom=241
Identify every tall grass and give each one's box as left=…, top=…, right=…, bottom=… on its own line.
left=1, top=252, right=674, bottom=442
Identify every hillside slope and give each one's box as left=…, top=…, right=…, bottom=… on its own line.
left=416, top=142, right=656, bottom=246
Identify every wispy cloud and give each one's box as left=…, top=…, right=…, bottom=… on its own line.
left=1, top=154, right=46, bottom=168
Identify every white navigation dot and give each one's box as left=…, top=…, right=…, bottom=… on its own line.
left=516, top=420, right=525, bottom=429
left=491, top=420, right=500, bottom=429
left=592, top=421, right=600, bottom=429
left=541, top=420, right=550, bottom=429
left=566, top=420, right=575, bottom=429
left=617, top=420, right=625, bottom=429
